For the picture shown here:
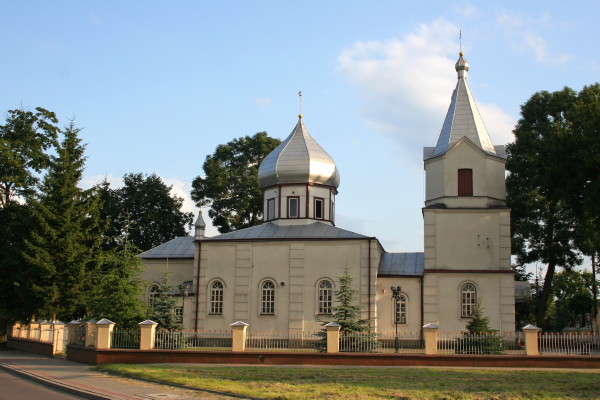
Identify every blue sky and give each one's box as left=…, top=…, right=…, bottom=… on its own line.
left=2, top=1, right=599, bottom=259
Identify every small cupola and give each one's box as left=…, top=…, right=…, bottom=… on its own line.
left=194, top=211, right=206, bottom=240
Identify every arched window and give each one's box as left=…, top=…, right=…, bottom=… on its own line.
left=148, top=284, right=159, bottom=311
left=461, top=283, right=477, bottom=317
left=318, top=280, right=333, bottom=315
left=394, top=294, right=407, bottom=324
left=209, top=281, right=224, bottom=315
left=261, top=280, right=276, bottom=315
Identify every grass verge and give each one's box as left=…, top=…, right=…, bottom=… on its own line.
left=94, top=364, right=600, bottom=400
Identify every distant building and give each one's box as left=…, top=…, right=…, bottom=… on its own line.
left=140, top=52, right=517, bottom=333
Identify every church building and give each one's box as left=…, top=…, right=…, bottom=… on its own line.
left=140, top=52, right=516, bottom=333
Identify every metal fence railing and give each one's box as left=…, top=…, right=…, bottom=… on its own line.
left=73, top=326, right=86, bottom=346
left=337, top=331, right=424, bottom=353
left=438, top=332, right=525, bottom=355
left=154, top=329, right=232, bottom=350
left=538, top=333, right=600, bottom=355
left=246, top=331, right=322, bottom=352
left=373, top=332, right=424, bottom=353
left=111, top=329, right=141, bottom=349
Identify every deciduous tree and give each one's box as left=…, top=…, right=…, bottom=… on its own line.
left=101, top=173, right=193, bottom=252
left=506, top=88, right=582, bottom=327
left=190, top=132, right=280, bottom=233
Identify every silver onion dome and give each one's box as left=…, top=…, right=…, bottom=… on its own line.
left=258, top=118, right=340, bottom=189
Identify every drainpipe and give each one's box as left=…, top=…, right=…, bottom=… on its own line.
left=194, top=241, right=202, bottom=331
left=420, top=276, right=424, bottom=340
left=368, top=239, right=372, bottom=322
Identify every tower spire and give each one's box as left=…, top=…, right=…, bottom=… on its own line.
left=299, top=91, right=303, bottom=119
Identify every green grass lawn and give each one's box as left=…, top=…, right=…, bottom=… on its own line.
left=94, top=364, right=600, bottom=400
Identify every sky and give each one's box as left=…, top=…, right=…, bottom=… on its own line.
left=1, top=1, right=599, bottom=263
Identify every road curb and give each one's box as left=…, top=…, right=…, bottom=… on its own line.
left=0, top=363, right=116, bottom=400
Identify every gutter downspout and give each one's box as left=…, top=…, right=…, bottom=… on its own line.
left=420, top=275, right=424, bottom=341
left=368, top=239, right=372, bottom=322
left=194, top=241, right=202, bottom=331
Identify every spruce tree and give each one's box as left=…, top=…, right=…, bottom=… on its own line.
left=149, top=273, right=181, bottom=330
left=86, top=234, right=147, bottom=328
left=331, top=266, right=370, bottom=333
left=22, top=123, right=103, bottom=321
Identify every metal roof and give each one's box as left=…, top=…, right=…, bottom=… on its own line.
left=204, top=221, right=369, bottom=241
left=139, top=236, right=194, bottom=259
left=378, top=252, right=424, bottom=276
left=428, top=53, right=502, bottom=160
left=258, top=118, right=340, bottom=188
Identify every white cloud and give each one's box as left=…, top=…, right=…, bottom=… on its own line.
left=496, top=11, right=571, bottom=66
left=337, top=19, right=515, bottom=154
left=255, top=96, right=272, bottom=109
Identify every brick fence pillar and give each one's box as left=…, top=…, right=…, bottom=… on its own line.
left=422, top=323, right=439, bottom=355
left=230, top=321, right=249, bottom=352
left=52, top=322, right=65, bottom=354
left=139, top=320, right=158, bottom=350
left=523, top=324, right=540, bottom=356
left=324, top=322, right=341, bottom=353
left=95, top=318, right=115, bottom=350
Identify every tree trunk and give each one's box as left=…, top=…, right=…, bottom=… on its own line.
left=536, top=261, right=556, bottom=327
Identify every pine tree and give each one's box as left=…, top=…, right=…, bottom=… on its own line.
left=320, top=267, right=375, bottom=352
left=331, top=266, right=370, bottom=333
left=86, top=233, right=147, bottom=328
left=22, top=123, right=103, bottom=321
left=149, top=273, right=181, bottom=330
left=459, top=300, right=502, bottom=354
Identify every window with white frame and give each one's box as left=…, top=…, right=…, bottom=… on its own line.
left=461, top=283, right=477, bottom=317
left=148, top=284, right=159, bottom=311
left=314, top=198, right=324, bottom=219
left=394, top=294, right=407, bottom=324
left=267, top=198, right=275, bottom=221
left=174, top=306, right=183, bottom=322
left=209, top=281, right=224, bottom=315
left=288, top=197, right=299, bottom=218
left=261, top=280, right=276, bottom=315
left=318, top=280, right=333, bottom=314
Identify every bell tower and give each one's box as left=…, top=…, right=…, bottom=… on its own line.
left=421, top=52, right=514, bottom=332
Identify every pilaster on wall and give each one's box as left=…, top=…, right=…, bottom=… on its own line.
left=423, top=210, right=436, bottom=269
left=234, top=244, right=252, bottom=322
left=194, top=241, right=207, bottom=329
left=499, top=211, right=511, bottom=270
left=288, top=243, right=305, bottom=332
left=359, top=240, right=380, bottom=329
left=500, top=275, right=516, bottom=330
left=422, top=274, right=439, bottom=325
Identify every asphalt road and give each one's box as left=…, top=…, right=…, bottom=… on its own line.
left=0, top=369, right=83, bottom=400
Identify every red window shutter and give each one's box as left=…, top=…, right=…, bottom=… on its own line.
left=458, top=169, right=473, bottom=196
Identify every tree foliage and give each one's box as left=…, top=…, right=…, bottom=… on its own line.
left=101, top=173, right=193, bottom=251
left=330, top=267, right=370, bottom=333
left=190, top=132, right=280, bottom=233
left=148, top=273, right=181, bottom=330
left=549, top=269, right=595, bottom=331
left=506, top=87, right=584, bottom=327
left=0, top=107, right=59, bottom=207
left=86, top=237, right=147, bottom=328
left=21, top=123, right=104, bottom=321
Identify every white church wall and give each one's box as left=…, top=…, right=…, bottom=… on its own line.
left=423, top=208, right=510, bottom=271
left=375, top=277, right=422, bottom=333
left=195, top=239, right=376, bottom=333
left=423, top=272, right=515, bottom=332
